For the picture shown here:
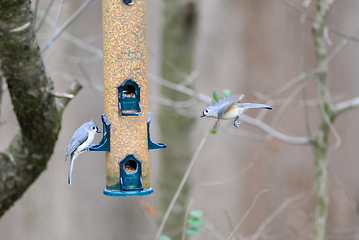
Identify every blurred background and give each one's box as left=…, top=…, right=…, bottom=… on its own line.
left=1, top=0, right=359, bottom=239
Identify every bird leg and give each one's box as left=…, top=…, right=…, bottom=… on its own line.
left=213, top=119, right=221, bottom=130
left=234, top=117, right=241, bottom=128
left=87, top=145, right=94, bottom=154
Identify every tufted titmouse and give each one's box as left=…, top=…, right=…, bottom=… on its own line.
left=201, top=94, right=273, bottom=129
left=65, top=120, right=101, bottom=185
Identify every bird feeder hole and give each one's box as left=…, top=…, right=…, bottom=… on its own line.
left=119, top=154, right=143, bottom=191
left=117, top=78, right=141, bottom=116
left=124, top=160, right=137, bottom=173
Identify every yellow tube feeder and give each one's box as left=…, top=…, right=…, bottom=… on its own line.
left=90, top=0, right=165, bottom=197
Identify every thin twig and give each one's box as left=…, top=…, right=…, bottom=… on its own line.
left=35, top=0, right=55, bottom=31
left=56, top=80, right=83, bottom=112
left=43, top=0, right=66, bottom=65
left=149, top=95, right=198, bottom=109
left=77, top=63, right=103, bottom=98
left=318, top=27, right=359, bottom=72
left=204, top=220, right=227, bottom=240
left=240, top=115, right=310, bottom=145
left=272, top=26, right=359, bottom=98
left=250, top=193, right=306, bottom=240
left=270, top=80, right=308, bottom=136
left=277, top=0, right=359, bottom=43
left=224, top=127, right=268, bottom=142
left=272, top=69, right=316, bottom=97
left=155, top=127, right=210, bottom=240
left=33, top=0, right=40, bottom=27
left=317, top=91, right=341, bottom=149
left=182, top=198, right=194, bottom=240
left=41, top=0, right=94, bottom=53
left=37, top=9, right=103, bottom=58
left=224, top=210, right=238, bottom=240
left=148, top=48, right=188, bottom=81
left=179, top=70, right=200, bottom=87
left=149, top=73, right=212, bottom=103
left=226, top=189, right=269, bottom=240
left=328, top=169, right=357, bottom=210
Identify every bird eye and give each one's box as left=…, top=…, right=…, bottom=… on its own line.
left=91, top=126, right=96, bottom=131
left=204, top=109, right=209, bottom=113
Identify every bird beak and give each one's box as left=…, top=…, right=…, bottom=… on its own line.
left=200, top=113, right=205, bottom=118
left=97, top=129, right=101, bottom=133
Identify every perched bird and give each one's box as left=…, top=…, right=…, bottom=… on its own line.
left=201, top=94, right=273, bottom=129
left=65, top=120, right=101, bottom=185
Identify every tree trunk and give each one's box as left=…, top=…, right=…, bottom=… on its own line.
left=0, top=0, right=80, bottom=218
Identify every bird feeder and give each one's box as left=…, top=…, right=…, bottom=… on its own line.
left=90, top=0, right=165, bottom=197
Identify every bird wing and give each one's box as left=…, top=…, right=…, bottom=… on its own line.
left=66, top=127, right=89, bottom=158
left=216, top=94, right=244, bottom=116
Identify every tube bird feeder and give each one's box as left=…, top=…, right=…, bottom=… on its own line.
left=90, top=0, right=165, bottom=197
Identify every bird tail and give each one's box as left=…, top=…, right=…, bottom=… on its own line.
left=237, top=103, right=273, bottom=110
left=68, top=155, right=75, bottom=185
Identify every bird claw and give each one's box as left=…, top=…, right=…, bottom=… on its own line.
left=87, top=145, right=94, bottom=154
left=234, top=119, right=241, bottom=128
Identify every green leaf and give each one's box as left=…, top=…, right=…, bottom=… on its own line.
left=223, top=89, right=231, bottom=97
left=159, top=236, right=172, bottom=240
left=188, top=218, right=204, bottom=226
left=190, top=211, right=203, bottom=217
left=186, top=227, right=201, bottom=234
left=213, top=91, right=220, bottom=102
left=210, top=129, right=217, bottom=134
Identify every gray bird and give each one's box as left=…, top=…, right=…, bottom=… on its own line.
left=65, top=120, right=100, bottom=185
left=201, top=94, right=273, bottom=129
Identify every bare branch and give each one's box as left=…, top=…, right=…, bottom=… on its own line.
left=334, top=96, right=359, bottom=114
left=33, top=0, right=40, bottom=27
left=181, top=198, right=194, bottom=240
left=35, top=0, right=55, bottom=31
left=278, top=0, right=359, bottom=43
left=56, top=80, right=83, bottom=113
left=272, top=13, right=359, bottom=100
left=149, top=73, right=212, bottom=103
left=272, top=69, right=316, bottom=97
left=37, top=9, right=103, bottom=58
left=226, top=189, right=269, bottom=240
left=251, top=193, right=307, bottom=240
left=40, top=0, right=94, bottom=53
left=149, top=95, right=198, bottom=109
left=240, top=115, right=310, bottom=145
left=155, top=128, right=210, bottom=240
left=43, top=0, right=66, bottom=64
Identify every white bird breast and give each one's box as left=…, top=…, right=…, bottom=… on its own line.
left=74, top=130, right=96, bottom=155
left=222, top=105, right=244, bottom=119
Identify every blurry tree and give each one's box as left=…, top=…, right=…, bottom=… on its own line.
left=153, top=1, right=359, bottom=239
left=0, top=1, right=81, bottom=217
left=158, top=1, right=198, bottom=239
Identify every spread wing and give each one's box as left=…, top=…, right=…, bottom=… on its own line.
left=66, top=127, right=88, bottom=158
left=215, top=94, right=244, bottom=117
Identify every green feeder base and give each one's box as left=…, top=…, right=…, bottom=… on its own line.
left=103, top=188, right=153, bottom=197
